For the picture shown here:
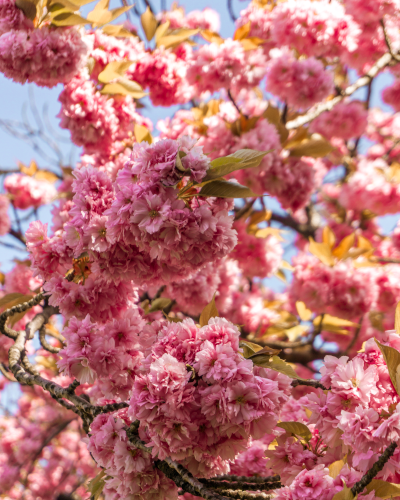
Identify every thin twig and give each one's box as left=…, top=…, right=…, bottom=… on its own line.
left=227, top=90, right=249, bottom=120
left=291, top=379, right=329, bottom=390
left=227, top=0, right=237, bottom=22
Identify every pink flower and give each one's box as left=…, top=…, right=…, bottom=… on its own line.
left=338, top=405, right=380, bottom=453
left=290, top=465, right=334, bottom=500
left=310, top=101, right=368, bottom=140
left=0, top=26, right=87, bottom=87
left=131, top=193, right=171, bottom=234
left=266, top=52, right=333, bottom=109
left=331, top=357, right=379, bottom=404
left=373, top=403, right=400, bottom=444
left=4, top=173, right=56, bottom=209
left=194, top=341, right=242, bottom=382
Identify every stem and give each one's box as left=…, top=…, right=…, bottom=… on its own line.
left=227, top=90, right=249, bottom=120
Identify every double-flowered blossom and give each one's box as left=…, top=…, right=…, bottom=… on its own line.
left=186, top=40, right=267, bottom=96
left=266, top=51, right=334, bottom=110
left=310, top=101, right=368, bottom=140
left=128, top=317, right=289, bottom=476
left=64, top=137, right=237, bottom=286
left=0, top=0, right=87, bottom=87
left=4, top=173, right=57, bottom=209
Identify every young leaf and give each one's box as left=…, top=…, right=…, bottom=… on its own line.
left=332, top=482, right=354, bottom=500
left=134, top=124, right=152, bottom=144
left=313, top=314, right=359, bottom=329
left=365, top=479, right=400, bottom=498
left=101, top=24, right=135, bottom=37
left=309, top=238, right=335, bottom=266
left=284, top=324, right=309, bottom=342
left=87, top=0, right=111, bottom=25
left=98, top=60, right=134, bottom=84
left=296, top=301, right=313, bottom=321
left=375, top=339, right=400, bottom=395
left=329, top=459, right=346, bottom=479
left=15, top=0, right=37, bottom=20
left=201, top=30, right=224, bottom=45
left=322, top=226, right=336, bottom=249
left=248, top=345, right=282, bottom=359
left=234, top=21, right=251, bottom=41
left=34, top=170, right=59, bottom=183
left=109, top=5, right=132, bottom=23
left=199, top=180, right=256, bottom=199
left=199, top=294, right=219, bottom=327
left=157, top=28, right=200, bottom=50
left=0, top=293, right=33, bottom=310
left=395, top=301, right=400, bottom=334
left=251, top=355, right=301, bottom=379
left=101, top=80, right=147, bottom=99
left=289, top=138, right=334, bottom=158
left=141, top=6, right=158, bottom=41
left=155, top=20, right=170, bottom=43
left=239, top=340, right=263, bottom=358
left=332, top=233, right=355, bottom=260
left=52, top=11, right=88, bottom=25
left=88, top=470, right=106, bottom=500
left=277, top=421, right=312, bottom=442
left=254, top=227, right=285, bottom=241
left=149, top=297, right=172, bottom=313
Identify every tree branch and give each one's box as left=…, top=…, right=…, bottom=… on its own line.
left=269, top=212, right=316, bottom=239
left=285, top=52, right=393, bottom=130
left=351, top=442, right=397, bottom=496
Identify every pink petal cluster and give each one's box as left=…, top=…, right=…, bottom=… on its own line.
left=232, top=220, right=282, bottom=278
left=290, top=253, right=379, bottom=319
left=87, top=411, right=178, bottom=500
left=186, top=40, right=267, bottom=95
left=266, top=52, right=334, bottom=110
left=64, top=138, right=237, bottom=286
left=165, top=258, right=239, bottom=317
left=134, top=45, right=195, bottom=106
left=159, top=7, right=220, bottom=32
left=382, top=79, right=400, bottom=112
left=0, top=24, right=87, bottom=87
left=270, top=0, right=358, bottom=58
left=58, top=308, right=151, bottom=398
left=310, top=101, right=368, bottom=140
left=338, top=158, right=400, bottom=215
left=129, top=317, right=288, bottom=476
left=4, top=174, right=56, bottom=209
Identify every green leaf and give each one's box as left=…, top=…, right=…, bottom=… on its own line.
left=252, top=355, right=301, bottom=379
left=101, top=80, right=147, bottom=99
left=375, top=339, right=400, bottom=395
left=277, top=421, right=312, bottom=442
left=15, top=0, right=37, bottom=20
left=203, top=149, right=270, bottom=181
left=332, top=482, right=355, bottom=500
left=366, top=479, right=400, bottom=499
left=289, top=138, right=334, bottom=158
left=51, top=11, right=88, bottom=25
left=98, top=60, right=134, bottom=84
left=199, top=179, right=256, bottom=199
left=149, top=297, right=172, bottom=313
left=88, top=470, right=106, bottom=500
left=87, top=0, right=111, bottom=25
left=199, top=294, right=219, bottom=327
left=239, top=340, right=263, bottom=358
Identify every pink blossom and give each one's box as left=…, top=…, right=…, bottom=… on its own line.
left=0, top=26, right=87, bottom=87
left=330, top=357, right=379, bottom=404
left=310, top=101, right=368, bottom=140
left=266, top=52, right=333, bottom=109
left=338, top=405, right=380, bottom=453
left=4, top=173, right=56, bottom=209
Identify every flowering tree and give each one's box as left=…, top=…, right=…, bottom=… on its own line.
left=3, top=0, right=400, bottom=499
